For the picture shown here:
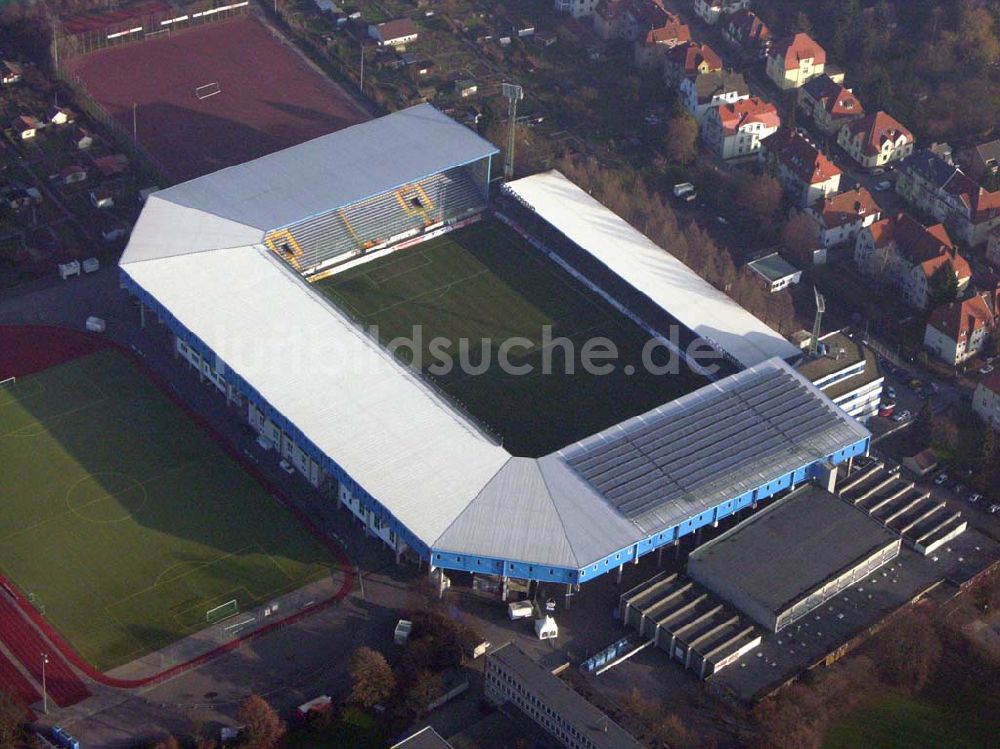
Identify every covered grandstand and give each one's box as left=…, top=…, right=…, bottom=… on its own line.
left=121, top=105, right=871, bottom=587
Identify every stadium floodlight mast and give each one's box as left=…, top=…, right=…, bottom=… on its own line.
left=501, top=82, right=523, bottom=180
left=41, top=652, right=48, bottom=714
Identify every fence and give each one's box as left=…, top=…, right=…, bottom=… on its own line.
left=56, top=1, right=250, bottom=57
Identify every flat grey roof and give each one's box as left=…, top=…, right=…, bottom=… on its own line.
left=488, top=643, right=641, bottom=749
left=561, top=361, right=870, bottom=536
left=748, top=252, right=800, bottom=283
left=688, top=486, right=899, bottom=614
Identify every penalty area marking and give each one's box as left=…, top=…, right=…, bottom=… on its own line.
left=195, top=81, right=221, bottom=100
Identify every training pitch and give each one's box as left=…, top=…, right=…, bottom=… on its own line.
left=0, top=348, right=342, bottom=672
left=65, top=17, right=369, bottom=182
left=316, top=219, right=709, bottom=456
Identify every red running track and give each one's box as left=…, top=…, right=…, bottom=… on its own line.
left=0, top=646, right=40, bottom=717
left=0, top=593, right=90, bottom=707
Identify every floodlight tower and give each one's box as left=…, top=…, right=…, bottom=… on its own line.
left=809, top=286, right=826, bottom=357
left=501, top=82, right=523, bottom=180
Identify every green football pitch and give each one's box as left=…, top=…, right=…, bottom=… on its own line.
left=0, top=349, right=341, bottom=672
left=316, top=218, right=708, bottom=456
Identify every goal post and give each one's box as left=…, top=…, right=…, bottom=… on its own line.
left=206, top=599, right=238, bottom=623
left=0, top=376, right=14, bottom=387
left=195, top=82, right=221, bottom=100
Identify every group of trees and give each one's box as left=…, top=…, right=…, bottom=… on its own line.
left=146, top=695, right=284, bottom=749
left=349, top=611, right=484, bottom=721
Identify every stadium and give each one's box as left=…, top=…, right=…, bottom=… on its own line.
left=119, top=104, right=871, bottom=591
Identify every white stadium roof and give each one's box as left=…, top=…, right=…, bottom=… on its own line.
left=120, top=110, right=867, bottom=572
left=503, top=170, right=803, bottom=369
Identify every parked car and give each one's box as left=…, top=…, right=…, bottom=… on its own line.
left=990, top=504, right=1000, bottom=514
left=874, top=180, right=891, bottom=191
left=969, top=493, right=983, bottom=504
left=885, top=386, right=897, bottom=399
left=908, top=378, right=924, bottom=391
left=892, top=410, right=912, bottom=423
left=980, top=364, right=995, bottom=375
left=672, top=182, right=696, bottom=202
left=934, top=472, right=949, bottom=486
left=878, top=401, right=896, bottom=417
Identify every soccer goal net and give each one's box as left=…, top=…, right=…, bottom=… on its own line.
left=0, top=376, right=14, bottom=387
left=206, top=599, right=238, bottom=623
left=195, top=82, right=222, bottom=100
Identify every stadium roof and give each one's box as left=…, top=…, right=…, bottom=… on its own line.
left=120, top=103, right=498, bottom=265
left=121, top=111, right=867, bottom=574
left=504, top=170, right=802, bottom=369
left=688, top=485, right=899, bottom=615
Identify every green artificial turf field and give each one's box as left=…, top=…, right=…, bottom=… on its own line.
left=316, top=218, right=708, bottom=456
left=0, top=349, right=341, bottom=672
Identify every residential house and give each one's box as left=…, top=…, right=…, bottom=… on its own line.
left=94, top=153, right=129, bottom=178
left=453, top=80, right=478, bottom=97
left=896, top=146, right=1000, bottom=247
left=759, top=128, right=842, bottom=208
left=59, top=164, right=87, bottom=185
left=923, top=289, right=999, bottom=365
left=747, top=252, right=802, bottom=292
left=48, top=107, right=76, bottom=126
left=854, top=213, right=971, bottom=309
left=75, top=129, right=95, bottom=151
left=972, top=371, right=1000, bottom=430
left=797, top=74, right=864, bottom=136
left=808, top=186, right=881, bottom=248
left=701, top=96, right=780, bottom=160
left=369, top=19, right=419, bottom=48
left=594, top=0, right=669, bottom=42
left=391, top=726, right=454, bottom=749
left=0, top=60, right=22, bottom=85
left=554, top=0, right=599, bottom=19
left=13, top=115, right=40, bottom=140
left=693, top=0, right=750, bottom=25
left=766, top=33, right=826, bottom=90
left=680, top=69, right=749, bottom=122
left=722, top=9, right=771, bottom=59
left=837, top=111, right=914, bottom=171
left=663, top=41, right=722, bottom=86
left=962, top=138, right=1000, bottom=184
left=633, top=14, right=691, bottom=70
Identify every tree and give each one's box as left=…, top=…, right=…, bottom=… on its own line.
left=876, top=610, right=943, bottom=692
left=0, top=689, right=25, bottom=749
left=349, top=646, right=397, bottom=709
left=974, top=416, right=996, bottom=470
left=736, top=173, right=784, bottom=224
left=402, top=669, right=443, bottom=718
left=928, top=259, right=959, bottom=308
left=781, top=210, right=821, bottom=265
left=236, top=694, right=285, bottom=749
left=912, top=398, right=936, bottom=449
left=664, top=113, right=699, bottom=165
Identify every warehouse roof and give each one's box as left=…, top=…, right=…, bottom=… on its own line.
left=688, top=485, right=898, bottom=615
left=120, top=104, right=498, bottom=264
left=503, top=171, right=802, bottom=368
left=487, top=643, right=642, bottom=749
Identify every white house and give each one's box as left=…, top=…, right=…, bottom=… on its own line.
left=369, top=19, right=419, bottom=48
left=747, top=253, right=801, bottom=293
left=693, top=0, right=749, bottom=25
left=923, top=291, right=998, bottom=366
left=854, top=214, right=972, bottom=310
left=554, top=0, right=600, bottom=18
left=808, top=187, right=881, bottom=248
left=972, top=372, right=1000, bottom=430
left=838, top=111, right=914, bottom=172
left=701, top=96, right=780, bottom=160
left=680, top=69, right=749, bottom=122
left=759, top=128, right=841, bottom=208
